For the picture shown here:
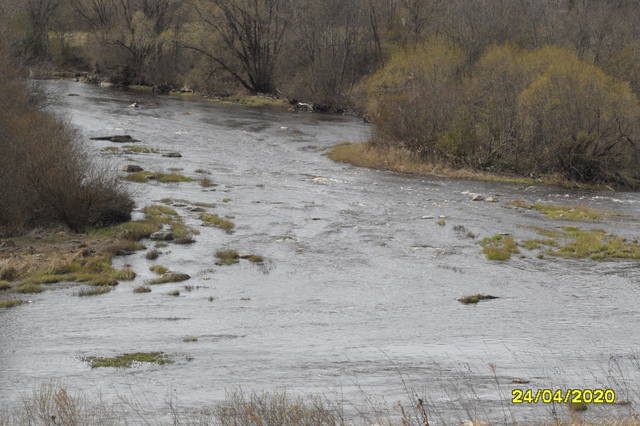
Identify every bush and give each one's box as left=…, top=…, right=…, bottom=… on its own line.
left=366, top=37, right=467, bottom=157
left=0, top=44, right=133, bottom=234
left=517, top=54, right=640, bottom=185
left=367, top=41, right=640, bottom=187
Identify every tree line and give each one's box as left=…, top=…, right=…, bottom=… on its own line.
left=2, top=0, right=640, bottom=185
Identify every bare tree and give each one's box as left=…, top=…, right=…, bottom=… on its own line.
left=186, top=0, right=291, bottom=94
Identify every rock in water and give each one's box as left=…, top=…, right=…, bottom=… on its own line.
left=162, top=152, right=182, bottom=158
left=125, top=165, right=144, bottom=173
left=150, top=231, right=174, bottom=241
left=471, top=194, right=485, bottom=201
left=90, top=135, right=139, bottom=143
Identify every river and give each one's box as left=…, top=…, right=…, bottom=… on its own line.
left=1, top=80, right=640, bottom=424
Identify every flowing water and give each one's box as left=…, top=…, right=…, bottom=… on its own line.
left=2, top=80, right=640, bottom=424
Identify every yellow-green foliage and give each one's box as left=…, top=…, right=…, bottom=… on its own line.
left=0, top=299, right=24, bottom=308
left=367, top=40, right=640, bottom=187
left=366, top=37, right=466, bottom=154
left=199, top=213, right=235, bottom=231
left=509, top=201, right=617, bottom=221
left=0, top=281, right=11, bottom=291
left=480, top=235, right=519, bottom=261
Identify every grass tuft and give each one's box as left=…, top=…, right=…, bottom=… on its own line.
left=150, top=265, right=169, bottom=275
left=0, top=299, right=24, bottom=308
left=148, top=273, right=191, bottom=285
left=480, top=235, right=519, bottom=261
left=200, top=213, right=235, bottom=231
left=83, top=352, right=173, bottom=368
left=508, top=201, right=617, bottom=221
left=215, top=250, right=240, bottom=266
left=77, top=285, right=112, bottom=297
left=134, top=286, right=152, bottom=293
left=458, top=294, right=499, bottom=304
left=124, top=171, right=194, bottom=184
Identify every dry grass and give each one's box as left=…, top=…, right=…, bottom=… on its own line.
left=328, top=143, right=612, bottom=189
left=328, top=143, right=536, bottom=185
left=0, top=383, right=638, bottom=426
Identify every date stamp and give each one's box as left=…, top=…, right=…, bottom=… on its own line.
left=512, top=389, right=616, bottom=405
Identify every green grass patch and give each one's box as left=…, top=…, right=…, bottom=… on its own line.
left=104, top=240, right=146, bottom=256
left=199, top=213, right=235, bottom=231
left=508, top=201, right=617, bottom=221
left=0, top=299, right=24, bottom=309
left=77, top=285, right=112, bottom=297
left=13, top=283, right=44, bottom=294
left=170, top=223, right=197, bottom=244
left=83, top=352, right=173, bottom=368
left=206, top=95, right=288, bottom=108
left=148, top=273, right=191, bottom=285
left=548, top=228, right=640, bottom=260
left=150, top=265, right=169, bottom=275
left=183, top=337, right=198, bottom=342
left=215, top=250, right=240, bottom=266
left=517, top=225, right=564, bottom=238
left=521, top=239, right=560, bottom=250
left=124, top=171, right=194, bottom=184
left=480, top=235, right=519, bottom=261
left=242, top=255, right=264, bottom=264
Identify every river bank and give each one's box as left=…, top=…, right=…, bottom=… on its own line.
left=327, top=142, right=617, bottom=191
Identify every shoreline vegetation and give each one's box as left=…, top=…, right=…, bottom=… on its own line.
left=327, top=142, right=616, bottom=190
left=1, top=383, right=637, bottom=426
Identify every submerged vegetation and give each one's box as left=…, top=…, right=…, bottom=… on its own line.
left=77, top=285, right=112, bottom=297
left=458, top=294, right=499, bottom=304
left=124, top=171, right=194, bottom=184
left=148, top=273, right=191, bottom=285
left=215, top=250, right=240, bottom=266
left=483, top=226, right=640, bottom=262
left=480, top=235, right=519, bottom=261
left=199, top=214, right=235, bottom=231
left=508, top=201, right=617, bottom=221
left=83, top=352, right=173, bottom=368
left=0, top=299, right=24, bottom=309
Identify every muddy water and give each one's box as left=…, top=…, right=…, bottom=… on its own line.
left=2, top=80, right=640, bottom=424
